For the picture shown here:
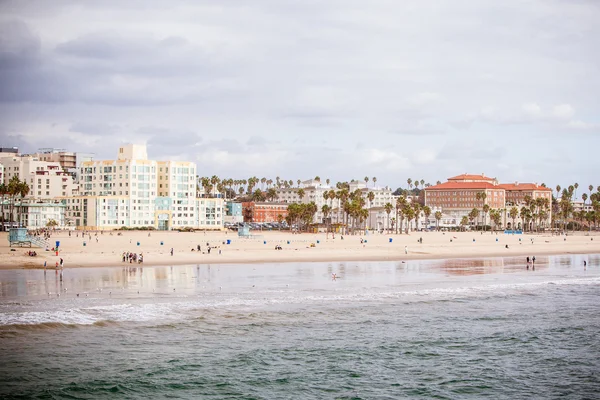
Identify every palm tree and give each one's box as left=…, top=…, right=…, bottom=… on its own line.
left=460, top=216, right=469, bottom=231
left=326, top=178, right=330, bottom=186
left=434, top=211, right=442, bottom=231
left=17, top=182, right=30, bottom=227
left=423, top=205, right=431, bottom=230
left=372, top=177, right=377, bottom=187
left=468, top=208, right=479, bottom=229
left=395, top=196, right=407, bottom=234
left=420, top=179, right=425, bottom=190
left=367, top=191, right=375, bottom=229
left=556, top=185, right=561, bottom=201
left=589, top=185, right=594, bottom=205
left=0, top=183, right=7, bottom=230
left=364, top=176, right=369, bottom=187
left=297, top=188, right=305, bottom=202
left=384, top=203, right=393, bottom=233
left=297, top=179, right=301, bottom=188
left=407, top=178, right=412, bottom=190
left=509, top=207, right=519, bottom=231
left=322, top=204, right=331, bottom=237
left=574, top=182, right=579, bottom=200
left=482, top=204, right=490, bottom=232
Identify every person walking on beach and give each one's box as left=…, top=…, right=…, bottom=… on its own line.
left=584, top=260, right=587, bottom=269
left=170, top=248, right=174, bottom=256
left=405, top=245, right=408, bottom=254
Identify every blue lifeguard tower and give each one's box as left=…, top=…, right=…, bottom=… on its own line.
left=238, top=224, right=251, bottom=238
left=8, top=228, right=49, bottom=248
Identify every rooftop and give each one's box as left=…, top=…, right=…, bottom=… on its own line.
left=497, top=183, right=552, bottom=191
left=425, top=181, right=499, bottom=190
left=447, top=173, right=495, bottom=181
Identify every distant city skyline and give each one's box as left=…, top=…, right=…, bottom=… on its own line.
left=0, top=1, right=598, bottom=189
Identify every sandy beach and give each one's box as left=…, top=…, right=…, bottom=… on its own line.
left=1, top=229, right=599, bottom=269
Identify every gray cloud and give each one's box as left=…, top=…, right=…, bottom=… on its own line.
left=0, top=0, right=598, bottom=188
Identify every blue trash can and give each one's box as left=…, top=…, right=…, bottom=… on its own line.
left=389, top=238, right=393, bottom=243
left=287, top=241, right=290, bottom=244
left=55, top=241, right=60, bottom=248
left=264, top=241, right=267, bottom=244
left=160, top=241, right=164, bottom=245
left=226, top=239, right=231, bottom=245
left=496, top=238, right=498, bottom=242
left=317, top=240, right=320, bottom=244
left=83, top=242, right=86, bottom=247
left=137, top=242, right=140, bottom=246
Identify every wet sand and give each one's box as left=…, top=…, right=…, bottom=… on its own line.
left=1, top=230, right=599, bottom=269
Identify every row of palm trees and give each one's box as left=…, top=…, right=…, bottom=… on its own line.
left=0, top=176, right=31, bottom=229
left=382, top=197, right=432, bottom=234
left=199, top=174, right=600, bottom=232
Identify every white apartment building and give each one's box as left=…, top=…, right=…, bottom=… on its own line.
left=0, top=155, right=77, bottom=199
left=64, top=144, right=205, bottom=230
left=196, top=198, right=224, bottom=230
left=1, top=200, right=66, bottom=229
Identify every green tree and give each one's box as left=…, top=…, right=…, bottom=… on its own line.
left=384, top=203, right=393, bottom=233
left=460, top=216, right=469, bottom=231
left=509, top=207, right=519, bottom=231
left=423, top=206, right=431, bottom=230
left=434, top=211, right=442, bottom=231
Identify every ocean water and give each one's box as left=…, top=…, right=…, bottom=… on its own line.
left=1, top=255, right=599, bottom=399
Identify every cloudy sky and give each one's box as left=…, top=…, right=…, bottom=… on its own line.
left=0, top=0, right=598, bottom=192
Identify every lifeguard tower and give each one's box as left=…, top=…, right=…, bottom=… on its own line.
left=8, top=228, right=49, bottom=248
left=238, top=224, right=251, bottom=238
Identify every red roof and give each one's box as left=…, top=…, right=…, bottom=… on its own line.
left=425, top=182, right=498, bottom=190
left=447, top=174, right=494, bottom=181
left=497, top=183, right=551, bottom=191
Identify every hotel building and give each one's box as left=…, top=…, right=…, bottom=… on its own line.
left=242, top=202, right=288, bottom=223
left=424, top=174, right=552, bottom=229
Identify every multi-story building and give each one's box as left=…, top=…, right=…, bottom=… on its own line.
left=224, top=201, right=244, bottom=224
left=0, top=155, right=77, bottom=199
left=30, top=149, right=77, bottom=171
left=497, top=182, right=552, bottom=206
left=242, top=202, right=288, bottom=223
left=1, top=200, right=66, bottom=229
left=424, top=174, right=552, bottom=230
left=196, top=198, right=224, bottom=230
left=64, top=144, right=214, bottom=230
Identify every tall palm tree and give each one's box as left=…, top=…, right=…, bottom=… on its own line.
left=326, top=178, right=330, bottom=187
left=372, top=177, right=377, bottom=187
left=0, top=183, right=7, bottom=230
left=482, top=204, right=490, bottom=232
left=509, top=207, right=519, bottom=231
left=574, top=183, right=579, bottom=200
left=434, top=211, right=442, bottom=231
left=423, top=205, right=431, bottom=230
left=18, top=182, right=30, bottom=227
left=367, top=191, right=375, bottom=229
left=364, top=176, right=369, bottom=187
left=407, top=178, right=412, bottom=190
left=589, top=185, right=594, bottom=205
left=384, top=203, right=393, bottom=233
left=556, top=185, right=561, bottom=201
left=297, top=179, right=301, bottom=188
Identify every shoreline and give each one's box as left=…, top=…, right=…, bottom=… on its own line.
left=2, top=230, right=599, bottom=270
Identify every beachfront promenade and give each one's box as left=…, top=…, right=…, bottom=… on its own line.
left=1, top=230, right=599, bottom=269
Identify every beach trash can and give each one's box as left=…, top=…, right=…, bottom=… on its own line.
left=83, top=241, right=86, bottom=246
left=160, top=241, right=164, bottom=245
left=264, top=241, right=267, bottom=244
left=364, top=240, right=367, bottom=243
left=519, top=238, right=521, bottom=242
left=55, top=241, right=60, bottom=248
left=226, top=239, right=231, bottom=244
left=287, top=241, right=290, bottom=244
left=389, top=238, right=393, bottom=243
left=137, top=242, right=140, bottom=246
left=496, top=238, right=498, bottom=242
left=317, top=240, right=320, bottom=244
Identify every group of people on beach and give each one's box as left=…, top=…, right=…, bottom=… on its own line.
left=526, top=256, right=536, bottom=269
left=122, top=251, right=143, bottom=264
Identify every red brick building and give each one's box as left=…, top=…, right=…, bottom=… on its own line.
left=242, top=202, right=288, bottom=223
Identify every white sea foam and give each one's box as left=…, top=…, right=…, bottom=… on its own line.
left=1, top=276, right=598, bottom=326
